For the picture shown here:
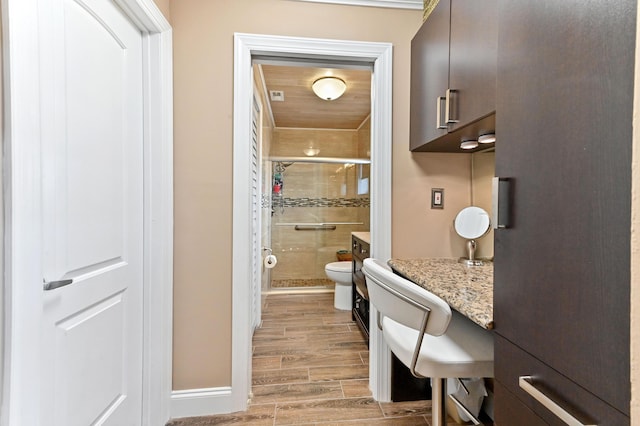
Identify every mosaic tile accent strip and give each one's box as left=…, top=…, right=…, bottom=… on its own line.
left=272, top=196, right=370, bottom=208
left=271, top=278, right=334, bottom=288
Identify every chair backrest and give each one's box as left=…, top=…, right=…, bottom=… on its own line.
left=362, top=258, right=452, bottom=336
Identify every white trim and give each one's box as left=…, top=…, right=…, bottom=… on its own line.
left=232, top=33, right=393, bottom=414
left=114, top=0, right=171, bottom=33
left=232, top=33, right=255, bottom=414
left=368, top=35, right=393, bottom=402
left=256, top=65, right=276, bottom=128
left=1, top=0, right=173, bottom=425
left=2, top=0, right=43, bottom=423
left=286, top=0, right=422, bottom=10
left=136, top=9, right=174, bottom=426
left=170, top=387, right=234, bottom=419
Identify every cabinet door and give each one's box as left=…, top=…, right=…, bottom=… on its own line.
left=494, top=0, right=634, bottom=418
left=448, top=0, right=497, bottom=131
left=409, top=0, right=450, bottom=150
left=495, top=336, right=630, bottom=425
left=494, top=381, right=546, bottom=426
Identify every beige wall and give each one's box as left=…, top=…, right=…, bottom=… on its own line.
left=392, top=152, right=472, bottom=258
left=471, top=151, right=495, bottom=259
left=171, top=0, right=479, bottom=390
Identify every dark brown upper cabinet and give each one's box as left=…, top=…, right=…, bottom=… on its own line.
left=410, top=0, right=497, bottom=152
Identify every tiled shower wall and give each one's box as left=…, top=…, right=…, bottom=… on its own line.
left=270, top=121, right=371, bottom=283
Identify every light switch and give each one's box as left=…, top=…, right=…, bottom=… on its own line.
left=431, top=188, right=444, bottom=209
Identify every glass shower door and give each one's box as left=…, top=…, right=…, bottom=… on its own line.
left=269, top=160, right=369, bottom=289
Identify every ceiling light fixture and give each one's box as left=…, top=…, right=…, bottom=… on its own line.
left=312, top=77, right=346, bottom=101
left=478, top=133, right=496, bottom=144
left=460, top=140, right=479, bottom=150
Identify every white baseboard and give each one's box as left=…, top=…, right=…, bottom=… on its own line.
left=170, top=386, right=235, bottom=419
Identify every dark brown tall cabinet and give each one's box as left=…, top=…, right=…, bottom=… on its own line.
left=493, top=1, right=635, bottom=424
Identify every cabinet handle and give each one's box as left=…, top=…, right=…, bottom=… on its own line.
left=519, top=376, right=596, bottom=426
left=436, top=96, right=447, bottom=129
left=445, top=89, right=458, bottom=124
left=492, top=177, right=511, bottom=229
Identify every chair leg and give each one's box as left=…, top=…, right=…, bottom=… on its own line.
left=431, top=378, right=447, bottom=426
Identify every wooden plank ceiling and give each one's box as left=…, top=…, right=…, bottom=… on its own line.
left=259, top=64, right=371, bottom=130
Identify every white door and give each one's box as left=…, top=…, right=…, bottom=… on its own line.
left=39, top=0, right=144, bottom=424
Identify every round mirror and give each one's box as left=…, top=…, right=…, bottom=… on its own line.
left=454, top=206, right=491, bottom=240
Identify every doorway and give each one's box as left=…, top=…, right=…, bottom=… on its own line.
left=233, top=33, right=393, bottom=411
left=256, top=62, right=372, bottom=293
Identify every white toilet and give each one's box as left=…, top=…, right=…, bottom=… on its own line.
left=325, top=261, right=353, bottom=310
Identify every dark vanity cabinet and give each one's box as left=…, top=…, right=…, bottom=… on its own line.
left=494, top=1, right=634, bottom=424
left=410, top=0, right=497, bottom=152
left=351, top=234, right=369, bottom=341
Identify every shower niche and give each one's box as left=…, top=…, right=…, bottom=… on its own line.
left=269, top=157, right=370, bottom=289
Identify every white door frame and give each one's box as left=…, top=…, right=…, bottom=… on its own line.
left=232, top=33, right=393, bottom=412
left=1, top=0, right=173, bottom=425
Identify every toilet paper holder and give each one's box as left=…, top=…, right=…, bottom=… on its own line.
left=263, top=254, right=278, bottom=269
left=262, top=247, right=277, bottom=269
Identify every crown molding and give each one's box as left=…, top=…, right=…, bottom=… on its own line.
left=287, top=0, right=422, bottom=10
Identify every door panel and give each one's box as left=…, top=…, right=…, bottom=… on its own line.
left=494, top=0, right=634, bottom=416
left=40, top=0, right=144, bottom=424
left=448, top=0, right=497, bottom=131
left=54, top=292, right=126, bottom=426
left=409, top=0, right=450, bottom=150
left=495, top=335, right=629, bottom=425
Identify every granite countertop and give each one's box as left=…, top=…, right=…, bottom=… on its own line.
left=351, top=231, right=370, bottom=245
left=387, top=258, right=493, bottom=330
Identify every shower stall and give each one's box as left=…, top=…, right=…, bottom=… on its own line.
left=267, top=156, right=370, bottom=290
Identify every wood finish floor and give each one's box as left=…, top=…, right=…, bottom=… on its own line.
left=167, top=293, right=464, bottom=425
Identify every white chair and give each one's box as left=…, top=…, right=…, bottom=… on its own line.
left=362, top=258, right=494, bottom=426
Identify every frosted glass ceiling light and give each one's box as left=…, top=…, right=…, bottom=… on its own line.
left=312, top=77, right=346, bottom=101
left=460, top=140, right=479, bottom=150
left=303, top=147, right=320, bottom=156
left=478, top=133, right=496, bottom=144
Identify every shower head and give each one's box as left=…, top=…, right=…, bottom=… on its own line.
left=275, top=161, right=294, bottom=173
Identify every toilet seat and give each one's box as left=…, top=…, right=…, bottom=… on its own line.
left=325, top=261, right=352, bottom=273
